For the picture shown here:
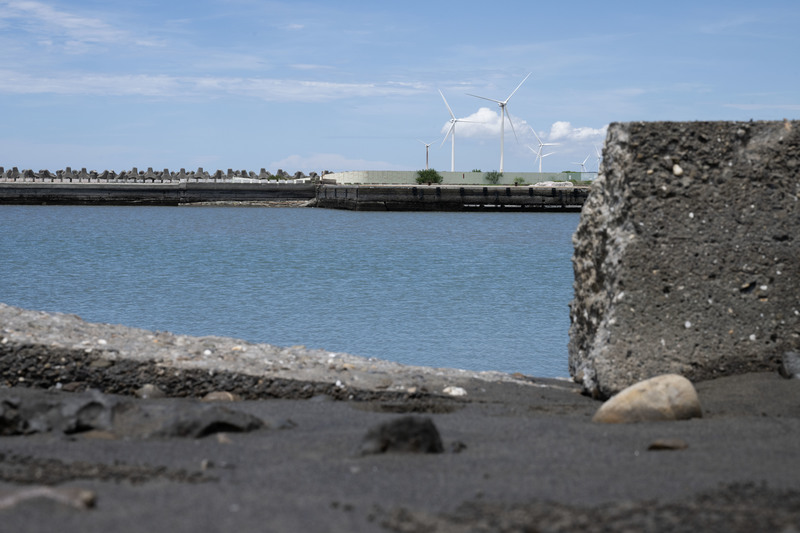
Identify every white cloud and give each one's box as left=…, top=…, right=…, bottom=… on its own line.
left=270, top=153, right=407, bottom=173
left=0, top=69, right=425, bottom=101
left=547, top=121, right=607, bottom=142
left=0, top=0, right=157, bottom=50
left=441, top=107, right=530, bottom=140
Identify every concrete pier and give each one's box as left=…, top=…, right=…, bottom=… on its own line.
left=0, top=179, right=588, bottom=210
left=315, top=184, right=589, bottom=211
left=0, top=180, right=316, bottom=205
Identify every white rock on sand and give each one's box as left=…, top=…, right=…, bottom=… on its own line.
left=592, top=374, right=702, bottom=423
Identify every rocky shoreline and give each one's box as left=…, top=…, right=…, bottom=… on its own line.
left=1, top=303, right=799, bottom=531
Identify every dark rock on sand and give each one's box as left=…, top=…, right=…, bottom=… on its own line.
left=359, top=416, right=444, bottom=455
left=111, top=401, right=265, bottom=439
left=0, top=387, right=264, bottom=439
left=647, top=438, right=689, bottom=451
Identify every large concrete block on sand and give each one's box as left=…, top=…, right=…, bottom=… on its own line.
left=569, top=120, right=800, bottom=398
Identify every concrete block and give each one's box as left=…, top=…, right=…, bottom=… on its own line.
left=569, top=120, right=800, bottom=398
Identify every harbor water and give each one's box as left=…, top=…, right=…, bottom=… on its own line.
left=0, top=206, right=580, bottom=377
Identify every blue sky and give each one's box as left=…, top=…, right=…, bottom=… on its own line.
left=1, top=0, right=798, bottom=175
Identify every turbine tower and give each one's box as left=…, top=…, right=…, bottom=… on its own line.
left=417, top=139, right=434, bottom=170
left=439, top=89, right=472, bottom=172
left=594, top=144, right=603, bottom=172
left=529, top=127, right=558, bottom=173
left=527, top=145, right=554, bottom=173
left=467, top=73, right=531, bottom=173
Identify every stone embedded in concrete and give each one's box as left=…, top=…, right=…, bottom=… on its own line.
left=780, top=351, right=800, bottom=379
left=592, top=374, right=702, bottom=424
left=569, top=120, right=800, bottom=398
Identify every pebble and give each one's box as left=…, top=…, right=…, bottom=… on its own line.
left=647, top=438, right=689, bottom=451
left=443, top=386, right=467, bottom=397
left=201, top=391, right=242, bottom=402
left=135, top=384, right=167, bottom=399
left=0, top=487, right=96, bottom=510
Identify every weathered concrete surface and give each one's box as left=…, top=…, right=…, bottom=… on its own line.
left=569, top=120, right=800, bottom=398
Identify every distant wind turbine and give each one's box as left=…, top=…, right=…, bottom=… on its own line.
left=594, top=144, right=603, bottom=172
left=527, top=145, right=555, bottom=173
left=439, top=89, right=474, bottom=172
left=417, top=139, right=435, bottom=170
left=573, top=154, right=590, bottom=173
left=467, top=73, right=531, bottom=173
left=529, top=127, right=558, bottom=172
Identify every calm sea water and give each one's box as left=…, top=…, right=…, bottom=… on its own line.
left=0, top=206, right=579, bottom=377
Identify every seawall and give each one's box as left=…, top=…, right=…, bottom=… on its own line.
left=0, top=180, right=316, bottom=205
left=314, top=184, right=589, bottom=211
left=0, top=179, right=588, bottom=210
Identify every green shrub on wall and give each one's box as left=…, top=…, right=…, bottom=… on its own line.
left=484, top=170, right=502, bottom=184
left=416, top=169, right=443, bottom=184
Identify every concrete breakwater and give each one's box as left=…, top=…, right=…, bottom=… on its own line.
left=315, top=184, right=588, bottom=211
left=0, top=180, right=317, bottom=205
left=0, top=165, right=317, bottom=182
left=0, top=171, right=588, bottom=210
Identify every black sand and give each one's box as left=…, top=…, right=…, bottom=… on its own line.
left=1, top=371, right=799, bottom=532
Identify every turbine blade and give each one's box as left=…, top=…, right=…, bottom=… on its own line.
left=467, top=93, right=502, bottom=104
left=441, top=123, right=455, bottom=146
left=530, top=126, right=544, bottom=146
left=505, top=72, right=531, bottom=102
left=506, top=108, right=519, bottom=142
left=439, top=89, right=456, bottom=119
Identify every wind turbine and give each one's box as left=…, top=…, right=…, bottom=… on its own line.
left=439, top=89, right=473, bottom=172
left=467, top=73, right=531, bottom=173
left=528, top=126, right=558, bottom=172
left=572, top=154, right=590, bottom=173
left=527, top=145, right=555, bottom=173
left=417, top=139, right=435, bottom=170
left=594, top=144, right=603, bottom=172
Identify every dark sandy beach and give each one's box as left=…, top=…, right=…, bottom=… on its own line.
left=1, top=367, right=799, bottom=532
left=0, top=303, right=798, bottom=532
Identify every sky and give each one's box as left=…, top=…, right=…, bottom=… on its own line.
left=1, top=0, right=798, bottom=175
